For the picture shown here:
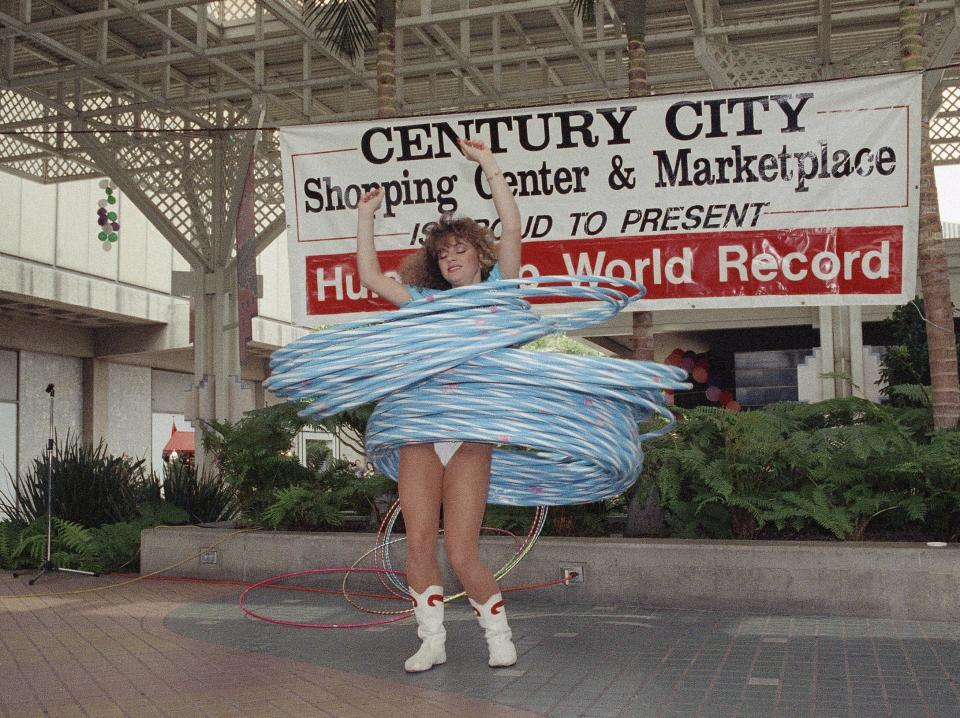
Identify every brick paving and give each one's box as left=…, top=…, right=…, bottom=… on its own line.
left=0, top=574, right=539, bottom=718
left=2, top=571, right=960, bottom=717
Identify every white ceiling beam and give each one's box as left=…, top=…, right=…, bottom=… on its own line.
left=548, top=6, right=609, bottom=95
left=419, top=23, right=495, bottom=99
left=257, top=0, right=379, bottom=99
left=109, top=0, right=256, bottom=94
left=819, top=0, right=832, bottom=69
left=924, top=5, right=960, bottom=118
left=0, top=9, right=214, bottom=128
left=685, top=0, right=704, bottom=34
left=0, top=0, right=212, bottom=38
left=502, top=13, right=567, bottom=97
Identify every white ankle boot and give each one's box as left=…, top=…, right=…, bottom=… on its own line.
left=468, top=592, right=518, bottom=668
left=405, top=585, right=447, bottom=673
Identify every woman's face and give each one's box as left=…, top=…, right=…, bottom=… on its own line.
left=437, top=236, right=482, bottom=287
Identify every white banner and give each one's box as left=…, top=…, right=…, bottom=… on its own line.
left=280, top=72, right=921, bottom=325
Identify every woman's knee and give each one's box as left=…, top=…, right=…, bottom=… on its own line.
left=406, top=530, right=439, bottom=559
left=445, top=544, right=481, bottom=576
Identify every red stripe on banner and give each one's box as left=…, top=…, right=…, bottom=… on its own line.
left=303, top=226, right=903, bottom=317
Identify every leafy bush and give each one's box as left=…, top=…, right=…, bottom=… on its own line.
left=88, top=503, right=190, bottom=573
left=911, top=430, right=960, bottom=542
left=198, top=404, right=316, bottom=519
left=878, top=298, right=959, bottom=396
left=652, top=398, right=950, bottom=541
left=0, top=434, right=147, bottom=527
left=0, top=518, right=97, bottom=571
left=0, top=502, right=190, bottom=573
left=261, top=449, right=395, bottom=531
left=162, top=461, right=237, bottom=524
left=262, top=485, right=343, bottom=531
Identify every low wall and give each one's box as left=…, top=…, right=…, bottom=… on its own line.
left=140, top=527, right=960, bottom=622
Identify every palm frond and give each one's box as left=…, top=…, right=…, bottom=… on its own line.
left=570, top=0, right=597, bottom=24
left=303, top=0, right=377, bottom=62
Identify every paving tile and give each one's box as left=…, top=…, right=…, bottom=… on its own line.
left=4, top=574, right=960, bottom=718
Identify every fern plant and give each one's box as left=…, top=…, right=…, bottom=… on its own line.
left=262, top=485, right=343, bottom=531
left=11, top=518, right=97, bottom=570
left=653, top=406, right=804, bottom=539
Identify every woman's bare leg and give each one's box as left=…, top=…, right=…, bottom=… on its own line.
left=398, top=443, right=444, bottom=593
left=441, top=442, right=499, bottom=602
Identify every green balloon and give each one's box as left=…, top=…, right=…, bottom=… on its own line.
left=105, top=187, right=113, bottom=195
left=108, top=232, right=118, bottom=242
left=107, top=211, right=117, bottom=221
left=107, top=195, right=116, bottom=204
left=98, top=231, right=107, bottom=241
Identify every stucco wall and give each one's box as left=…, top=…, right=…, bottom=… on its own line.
left=17, top=351, right=83, bottom=469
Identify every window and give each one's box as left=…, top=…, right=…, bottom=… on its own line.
left=735, top=349, right=816, bottom=407
left=295, top=429, right=338, bottom=467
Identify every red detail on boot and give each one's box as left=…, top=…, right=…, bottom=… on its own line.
left=411, top=596, right=418, bottom=607
left=473, top=606, right=480, bottom=617
left=490, top=599, right=505, bottom=615
left=427, top=594, right=444, bottom=607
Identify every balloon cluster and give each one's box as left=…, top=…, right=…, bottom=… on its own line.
left=95, top=178, right=120, bottom=252
left=664, top=348, right=741, bottom=412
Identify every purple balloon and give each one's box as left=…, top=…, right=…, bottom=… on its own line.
left=111, top=222, right=120, bottom=231
left=97, top=208, right=107, bottom=216
left=97, top=216, right=108, bottom=226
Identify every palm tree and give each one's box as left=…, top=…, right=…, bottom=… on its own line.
left=899, top=0, right=960, bottom=429
left=575, top=0, right=661, bottom=535
left=303, top=0, right=397, bottom=118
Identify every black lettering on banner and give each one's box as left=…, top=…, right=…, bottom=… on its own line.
left=653, top=142, right=898, bottom=193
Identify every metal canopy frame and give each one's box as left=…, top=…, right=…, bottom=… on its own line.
left=2, top=0, right=960, bottom=427
left=0, top=3, right=958, bottom=244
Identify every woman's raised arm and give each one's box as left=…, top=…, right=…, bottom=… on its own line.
left=459, top=138, right=521, bottom=279
left=356, top=188, right=413, bottom=307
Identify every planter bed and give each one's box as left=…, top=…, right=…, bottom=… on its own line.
left=141, top=527, right=959, bottom=622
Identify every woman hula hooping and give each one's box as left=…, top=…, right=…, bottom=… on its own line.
left=356, top=137, right=522, bottom=673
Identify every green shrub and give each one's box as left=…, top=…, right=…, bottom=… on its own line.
left=0, top=503, right=190, bottom=573
left=654, top=406, right=802, bottom=539
left=262, top=485, right=343, bottom=531
left=0, top=434, right=147, bottom=528
left=651, top=398, right=947, bottom=541
left=261, top=450, right=395, bottom=531
left=162, top=461, right=237, bottom=524
left=878, top=298, right=959, bottom=398
left=911, top=430, right=960, bottom=541
left=198, top=404, right=316, bottom=519
left=89, top=503, right=189, bottom=573
left=2, top=518, right=97, bottom=571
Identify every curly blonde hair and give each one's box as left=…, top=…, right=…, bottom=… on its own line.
left=398, top=215, right=498, bottom=290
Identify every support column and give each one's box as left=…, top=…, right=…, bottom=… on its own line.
left=81, top=358, right=110, bottom=446
left=817, top=306, right=865, bottom=399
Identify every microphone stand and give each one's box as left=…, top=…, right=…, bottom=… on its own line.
left=14, top=384, right=98, bottom=584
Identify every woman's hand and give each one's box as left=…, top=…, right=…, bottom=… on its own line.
left=458, top=137, right=493, bottom=164
left=359, top=187, right=383, bottom=217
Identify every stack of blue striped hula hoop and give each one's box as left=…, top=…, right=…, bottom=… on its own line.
left=265, top=276, right=691, bottom=506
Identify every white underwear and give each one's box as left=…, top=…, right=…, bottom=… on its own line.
left=434, top=441, right=463, bottom=467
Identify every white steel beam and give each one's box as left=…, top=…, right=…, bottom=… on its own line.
left=819, top=0, right=832, bottom=70
left=549, top=6, right=609, bottom=95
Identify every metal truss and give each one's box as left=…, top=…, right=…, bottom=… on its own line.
left=0, top=0, right=957, bottom=262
